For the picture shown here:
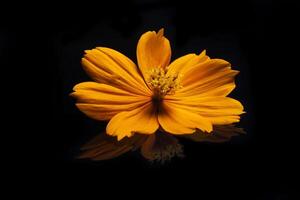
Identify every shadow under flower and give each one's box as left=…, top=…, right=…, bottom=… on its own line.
left=78, top=125, right=245, bottom=163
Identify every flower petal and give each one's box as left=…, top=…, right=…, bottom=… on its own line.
left=71, top=82, right=151, bottom=120
left=175, top=58, right=238, bottom=97
left=164, top=96, right=244, bottom=125
left=82, top=47, right=151, bottom=96
left=166, top=50, right=209, bottom=75
left=165, top=56, right=243, bottom=125
left=158, top=101, right=212, bottom=135
left=106, top=102, right=159, bottom=141
left=137, top=28, right=171, bottom=79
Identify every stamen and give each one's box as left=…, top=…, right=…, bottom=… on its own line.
left=146, top=68, right=182, bottom=97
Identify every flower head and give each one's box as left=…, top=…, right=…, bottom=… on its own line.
left=71, top=29, right=244, bottom=141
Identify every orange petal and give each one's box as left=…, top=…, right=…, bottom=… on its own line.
left=136, top=28, right=171, bottom=79
left=175, top=58, right=238, bottom=97
left=106, top=102, right=159, bottom=141
left=166, top=50, right=209, bottom=75
left=164, top=96, right=244, bottom=125
left=158, top=101, right=212, bottom=135
left=82, top=47, right=151, bottom=96
left=71, top=82, right=151, bottom=120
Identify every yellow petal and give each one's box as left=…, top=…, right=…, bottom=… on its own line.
left=71, top=82, right=151, bottom=120
left=176, top=58, right=238, bottom=97
left=158, top=101, right=212, bottom=135
left=166, top=50, right=209, bottom=75
left=136, top=28, right=171, bottom=79
left=106, top=102, right=159, bottom=141
left=82, top=47, right=151, bottom=96
left=164, top=96, right=244, bottom=125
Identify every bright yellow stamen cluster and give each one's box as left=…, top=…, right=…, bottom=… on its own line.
left=146, top=68, right=181, bottom=97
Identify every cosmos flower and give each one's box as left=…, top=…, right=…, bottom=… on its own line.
left=71, top=29, right=244, bottom=141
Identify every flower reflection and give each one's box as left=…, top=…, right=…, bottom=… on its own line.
left=179, top=124, right=245, bottom=143
left=79, top=125, right=245, bottom=163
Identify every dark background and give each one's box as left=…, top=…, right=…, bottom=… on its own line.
left=2, top=0, right=299, bottom=198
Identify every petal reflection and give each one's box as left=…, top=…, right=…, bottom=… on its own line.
left=141, top=131, right=184, bottom=163
left=179, top=124, right=245, bottom=143
left=79, top=132, right=147, bottom=161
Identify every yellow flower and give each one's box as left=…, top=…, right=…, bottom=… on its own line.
left=71, top=29, right=244, bottom=141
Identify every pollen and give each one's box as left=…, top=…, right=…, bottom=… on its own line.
left=146, top=68, right=182, bottom=97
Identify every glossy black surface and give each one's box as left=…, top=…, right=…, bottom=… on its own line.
left=2, top=0, right=298, bottom=198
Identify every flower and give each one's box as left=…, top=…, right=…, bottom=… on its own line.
left=71, top=28, right=244, bottom=141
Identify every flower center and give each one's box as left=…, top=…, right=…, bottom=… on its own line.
left=146, top=68, right=181, bottom=98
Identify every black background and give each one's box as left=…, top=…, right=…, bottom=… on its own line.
left=2, top=0, right=299, bottom=198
